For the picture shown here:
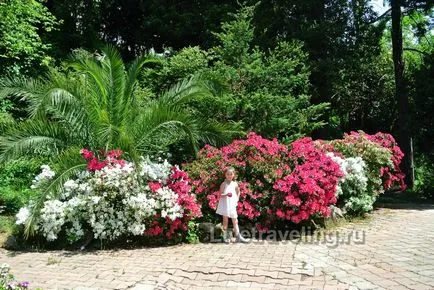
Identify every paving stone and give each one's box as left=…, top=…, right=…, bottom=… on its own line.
left=1, top=207, right=434, bottom=290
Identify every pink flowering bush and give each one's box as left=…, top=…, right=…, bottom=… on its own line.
left=184, top=132, right=292, bottom=221
left=269, top=138, right=343, bottom=224
left=144, top=167, right=202, bottom=240
left=184, top=133, right=342, bottom=226
left=364, top=132, right=406, bottom=190
left=185, top=131, right=406, bottom=226
left=323, top=131, right=406, bottom=215
left=80, top=149, right=125, bottom=171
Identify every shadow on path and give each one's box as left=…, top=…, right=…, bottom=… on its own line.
left=375, top=190, right=434, bottom=210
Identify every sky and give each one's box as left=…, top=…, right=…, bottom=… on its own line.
left=371, top=0, right=390, bottom=14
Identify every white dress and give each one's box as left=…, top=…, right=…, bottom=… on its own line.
left=216, top=181, right=239, bottom=218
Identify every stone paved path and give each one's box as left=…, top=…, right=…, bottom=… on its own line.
left=1, top=206, right=434, bottom=290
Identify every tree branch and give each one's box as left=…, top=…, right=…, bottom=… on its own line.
left=403, top=47, right=431, bottom=56
left=367, top=8, right=392, bottom=25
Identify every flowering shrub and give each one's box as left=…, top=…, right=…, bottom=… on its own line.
left=185, top=131, right=406, bottom=225
left=30, top=165, right=55, bottom=190
left=16, top=150, right=201, bottom=243
left=1, top=263, right=29, bottom=290
left=184, top=133, right=343, bottom=226
left=327, top=153, right=373, bottom=214
left=269, top=138, right=343, bottom=224
left=325, top=131, right=406, bottom=214
left=330, top=131, right=405, bottom=195
left=364, top=132, right=406, bottom=191
left=184, top=132, right=292, bottom=222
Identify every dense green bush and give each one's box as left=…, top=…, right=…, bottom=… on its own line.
left=0, top=158, right=45, bottom=213
left=331, top=134, right=393, bottom=196
left=141, top=46, right=210, bottom=94
left=139, top=6, right=329, bottom=143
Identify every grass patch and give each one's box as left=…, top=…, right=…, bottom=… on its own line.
left=323, top=214, right=372, bottom=232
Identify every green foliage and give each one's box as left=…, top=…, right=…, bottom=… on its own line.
left=186, top=221, right=200, bottom=244
left=141, top=5, right=329, bottom=141
left=0, top=158, right=46, bottom=214
left=0, top=215, right=15, bottom=234
left=48, top=0, right=238, bottom=59
left=414, top=154, right=434, bottom=198
left=0, top=98, right=14, bottom=133
left=0, top=47, right=236, bottom=161
left=253, top=1, right=384, bottom=95
left=141, top=46, right=210, bottom=94
left=331, top=50, right=396, bottom=132
left=0, top=0, right=58, bottom=76
left=407, top=37, right=434, bottom=156
left=209, top=6, right=329, bottom=140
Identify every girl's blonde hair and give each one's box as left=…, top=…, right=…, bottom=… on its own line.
left=225, top=166, right=236, bottom=173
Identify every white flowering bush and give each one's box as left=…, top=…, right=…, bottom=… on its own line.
left=327, top=152, right=374, bottom=214
left=16, top=149, right=201, bottom=243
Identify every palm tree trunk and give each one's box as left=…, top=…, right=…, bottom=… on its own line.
left=391, top=0, right=413, bottom=188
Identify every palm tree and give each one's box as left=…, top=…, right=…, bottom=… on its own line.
left=0, top=46, right=239, bottom=236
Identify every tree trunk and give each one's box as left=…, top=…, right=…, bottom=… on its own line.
left=391, top=0, right=413, bottom=188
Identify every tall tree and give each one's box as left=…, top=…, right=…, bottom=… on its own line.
left=252, top=0, right=388, bottom=136
left=391, top=0, right=411, bottom=186
left=389, top=0, right=433, bottom=187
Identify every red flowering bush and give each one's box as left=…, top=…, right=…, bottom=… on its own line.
left=184, top=133, right=342, bottom=226
left=184, top=132, right=292, bottom=222
left=364, top=132, right=406, bottom=190
left=184, top=131, right=406, bottom=226
left=269, top=138, right=343, bottom=224
left=80, top=148, right=126, bottom=171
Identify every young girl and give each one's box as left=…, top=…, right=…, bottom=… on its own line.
left=216, top=167, right=248, bottom=243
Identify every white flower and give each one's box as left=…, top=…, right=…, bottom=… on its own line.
left=91, top=196, right=101, bottom=204
left=16, top=207, right=30, bottom=225
left=329, top=152, right=371, bottom=213
left=31, top=165, right=56, bottom=189
left=139, top=157, right=171, bottom=182
left=64, top=179, right=77, bottom=190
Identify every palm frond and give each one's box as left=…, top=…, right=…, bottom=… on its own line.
left=159, top=75, right=212, bottom=106
left=191, top=118, right=243, bottom=147
left=0, top=120, right=74, bottom=162
left=0, top=76, right=45, bottom=118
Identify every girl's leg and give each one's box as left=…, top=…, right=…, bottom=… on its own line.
left=221, top=216, right=230, bottom=243
left=222, top=216, right=229, bottom=231
left=232, top=217, right=248, bottom=243
left=231, top=218, right=240, bottom=236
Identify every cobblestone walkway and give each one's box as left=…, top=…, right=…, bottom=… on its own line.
left=1, top=206, right=434, bottom=290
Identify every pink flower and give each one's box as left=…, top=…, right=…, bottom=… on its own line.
left=80, top=148, right=94, bottom=160
left=148, top=182, right=162, bottom=192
